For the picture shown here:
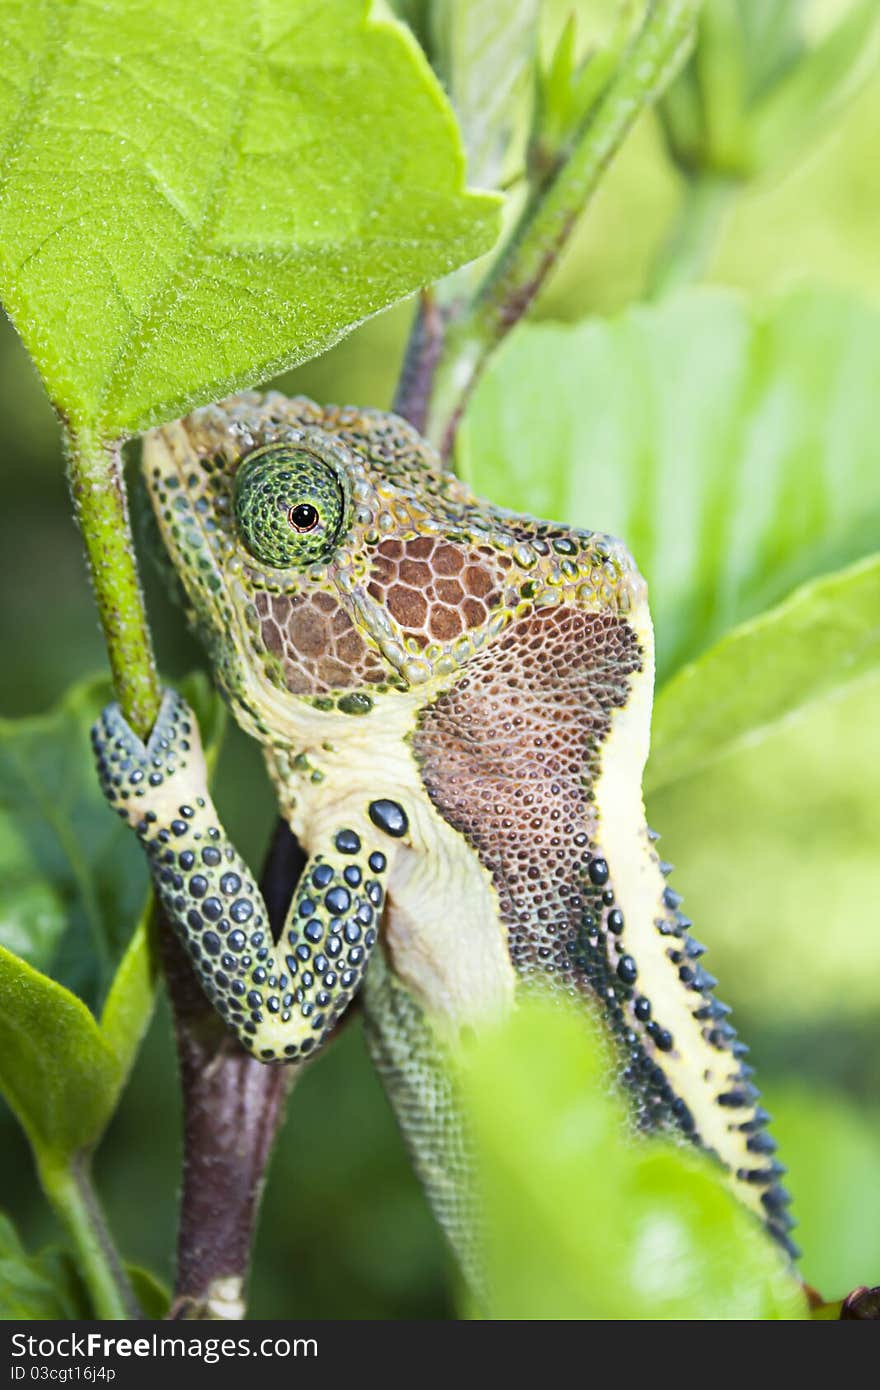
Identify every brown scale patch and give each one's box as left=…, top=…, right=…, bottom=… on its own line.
left=367, top=537, right=504, bottom=649
left=387, top=584, right=428, bottom=630
left=411, top=605, right=702, bottom=1137
left=253, top=589, right=388, bottom=694
left=413, top=604, right=641, bottom=982
left=435, top=579, right=464, bottom=605
left=435, top=545, right=464, bottom=576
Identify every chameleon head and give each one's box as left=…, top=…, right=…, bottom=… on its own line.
left=142, top=390, right=646, bottom=745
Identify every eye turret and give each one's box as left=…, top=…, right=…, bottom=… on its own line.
left=233, top=444, right=347, bottom=569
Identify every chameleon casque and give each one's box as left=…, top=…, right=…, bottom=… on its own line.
left=92, top=390, right=793, bottom=1274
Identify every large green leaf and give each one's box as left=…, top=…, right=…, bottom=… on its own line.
left=0, top=1212, right=90, bottom=1320
left=457, top=999, right=806, bottom=1319
left=0, top=0, right=500, bottom=437
left=462, top=287, right=880, bottom=682
left=648, top=553, right=880, bottom=792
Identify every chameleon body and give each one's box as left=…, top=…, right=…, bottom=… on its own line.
left=92, top=392, right=792, bottom=1263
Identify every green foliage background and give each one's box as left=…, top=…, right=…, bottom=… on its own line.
left=0, top=0, right=878, bottom=1316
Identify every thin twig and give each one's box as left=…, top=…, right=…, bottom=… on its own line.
left=392, top=289, right=446, bottom=431
left=164, top=820, right=305, bottom=1319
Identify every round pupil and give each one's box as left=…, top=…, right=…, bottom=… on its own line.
left=233, top=445, right=346, bottom=570
left=289, top=503, right=319, bottom=531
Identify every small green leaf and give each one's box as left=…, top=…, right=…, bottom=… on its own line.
left=457, top=999, right=806, bottom=1319
left=0, top=1211, right=91, bottom=1320
left=534, top=8, right=635, bottom=166
left=0, top=0, right=500, bottom=437
left=98, top=913, right=157, bottom=1086
left=431, top=0, right=540, bottom=189
left=648, top=554, right=880, bottom=793
left=461, top=287, right=880, bottom=682
left=0, top=945, right=121, bottom=1164
left=538, top=12, right=578, bottom=135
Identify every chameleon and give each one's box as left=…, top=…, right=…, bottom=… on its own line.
left=91, top=390, right=794, bottom=1272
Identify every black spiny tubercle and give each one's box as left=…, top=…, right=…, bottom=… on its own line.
left=564, top=836, right=795, bottom=1256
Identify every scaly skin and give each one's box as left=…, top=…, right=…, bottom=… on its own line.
left=92, top=391, right=793, bottom=1263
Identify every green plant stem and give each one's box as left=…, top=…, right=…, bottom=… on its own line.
left=65, top=429, right=161, bottom=740
left=648, top=170, right=736, bottom=297
left=41, top=1156, right=140, bottom=1319
left=423, top=0, right=703, bottom=458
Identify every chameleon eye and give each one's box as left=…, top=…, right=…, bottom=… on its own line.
left=233, top=445, right=346, bottom=569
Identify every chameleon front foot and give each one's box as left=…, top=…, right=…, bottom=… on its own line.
left=91, top=691, right=387, bottom=1060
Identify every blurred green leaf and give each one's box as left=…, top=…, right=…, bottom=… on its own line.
left=765, top=1083, right=880, bottom=1300
left=537, top=12, right=580, bottom=150
left=531, top=10, right=880, bottom=316
left=98, top=915, right=157, bottom=1089
left=0, top=0, right=500, bottom=437
left=431, top=0, right=539, bottom=189
left=648, top=553, right=880, bottom=792
left=749, top=0, right=880, bottom=172
left=648, top=670, right=880, bottom=1026
left=694, top=0, right=750, bottom=172
left=457, top=999, right=806, bottom=1319
left=0, top=670, right=221, bottom=1007
left=0, top=945, right=122, bottom=1165
left=0, top=676, right=148, bottom=1001
left=462, top=287, right=880, bottom=681
left=736, top=0, right=805, bottom=101
left=126, top=1263, right=170, bottom=1318
left=184, top=669, right=227, bottom=763
left=0, top=1211, right=91, bottom=1319
left=658, top=0, right=880, bottom=178
left=389, top=0, right=431, bottom=50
